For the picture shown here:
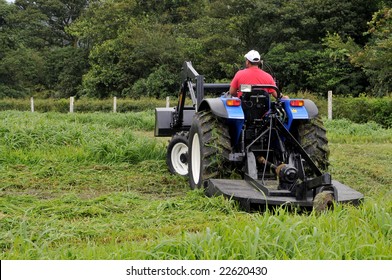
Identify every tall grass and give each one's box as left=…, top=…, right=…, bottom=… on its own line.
left=0, top=111, right=391, bottom=260
left=148, top=201, right=392, bottom=260
left=325, top=118, right=392, bottom=143
left=0, top=111, right=163, bottom=165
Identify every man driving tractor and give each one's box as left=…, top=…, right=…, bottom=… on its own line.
left=229, top=50, right=279, bottom=98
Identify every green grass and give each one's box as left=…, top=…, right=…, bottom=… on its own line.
left=326, top=118, right=392, bottom=143
left=0, top=111, right=391, bottom=259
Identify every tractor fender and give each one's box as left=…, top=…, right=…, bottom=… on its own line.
left=198, top=97, right=244, bottom=146
left=199, top=97, right=244, bottom=120
left=283, top=98, right=319, bottom=129
left=304, top=99, right=318, bottom=118
left=198, top=98, right=228, bottom=118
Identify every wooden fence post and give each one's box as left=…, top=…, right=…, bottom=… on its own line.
left=70, top=96, right=74, bottom=113
left=328, top=90, right=332, bottom=120
left=113, top=96, right=117, bottom=113
left=30, top=97, right=34, bottom=112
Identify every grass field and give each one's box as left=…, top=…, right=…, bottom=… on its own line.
left=0, top=111, right=391, bottom=259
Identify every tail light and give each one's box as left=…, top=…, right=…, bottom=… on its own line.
left=226, top=99, right=241, bottom=107
left=290, top=100, right=304, bottom=107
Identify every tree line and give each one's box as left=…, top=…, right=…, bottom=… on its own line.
left=0, top=0, right=391, bottom=99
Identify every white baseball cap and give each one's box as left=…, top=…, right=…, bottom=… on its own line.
left=244, top=50, right=261, bottom=63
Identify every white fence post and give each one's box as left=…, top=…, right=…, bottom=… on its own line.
left=70, top=96, right=74, bottom=113
left=113, top=96, right=117, bottom=113
left=30, top=97, right=34, bottom=112
left=166, top=96, right=170, bottom=108
left=328, top=90, right=332, bottom=120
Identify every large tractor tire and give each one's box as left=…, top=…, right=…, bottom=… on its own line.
left=296, top=116, right=330, bottom=172
left=188, top=110, right=231, bottom=189
left=166, top=132, right=188, bottom=176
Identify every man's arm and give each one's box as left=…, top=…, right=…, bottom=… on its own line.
left=229, top=71, right=240, bottom=97
left=229, top=86, right=238, bottom=97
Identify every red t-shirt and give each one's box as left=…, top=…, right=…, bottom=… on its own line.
left=230, top=67, right=276, bottom=96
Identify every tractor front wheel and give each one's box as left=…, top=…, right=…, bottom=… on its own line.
left=166, top=132, right=188, bottom=176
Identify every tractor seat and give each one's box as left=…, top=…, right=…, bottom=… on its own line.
left=241, top=89, right=270, bottom=122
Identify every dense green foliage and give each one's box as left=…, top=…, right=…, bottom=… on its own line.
left=0, top=111, right=391, bottom=259
left=332, top=97, right=392, bottom=128
left=1, top=0, right=391, bottom=98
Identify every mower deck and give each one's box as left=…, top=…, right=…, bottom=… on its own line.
left=206, top=179, right=363, bottom=211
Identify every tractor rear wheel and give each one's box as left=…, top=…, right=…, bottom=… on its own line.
left=296, top=116, right=330, bottom=172
left=166, top=132, right=188, bottom=176
left=188, top=110, right=231, bottom=189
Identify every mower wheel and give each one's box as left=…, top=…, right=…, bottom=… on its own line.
left=166, top=132, right=189, bottom=176
left=313, top=192, right=334, bottom=212
left=188, top=111, right=231, bottom=189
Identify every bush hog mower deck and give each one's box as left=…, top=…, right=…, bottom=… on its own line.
left=155, top=62, right=363, bottom=211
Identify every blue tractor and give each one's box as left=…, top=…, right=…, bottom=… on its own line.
left=155, top=62, right=363, bottom=211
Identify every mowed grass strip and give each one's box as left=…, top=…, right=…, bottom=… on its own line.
left=0, top=111, right=391, bottom=259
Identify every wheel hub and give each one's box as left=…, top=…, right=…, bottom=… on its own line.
left=171, top=142, right=188, bottom=176
left=180, top=153, right=188, bottom=164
